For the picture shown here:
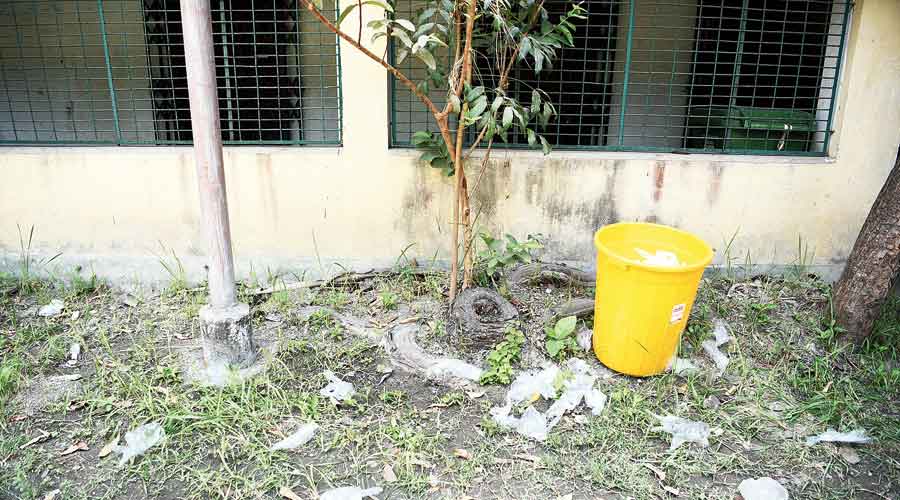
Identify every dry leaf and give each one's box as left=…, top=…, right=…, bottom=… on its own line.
left=408, top=458, right=434, bottom=468
left=60, top=441, right=88, bottom=456
left=98, top=436, right=119, bottom=458
left=643, top=463, right=666, bottom=481
left=278, top=485, right=303, bottom=500
left=42, top=489, right=61, bottom=500
left=453, top=448, right=472, bottom=460
left=555, top=495, right=573, bottom=500
left=10, top=414, right=27, bottom=423
left=514, top=453, right=541, bottom=463
left=465, top=389, right=486, bottom=399
left=20, top=430, right=51, bottom=449
left=662, top=485, right=681, bottom=496
left=116, top=399, right=134, bottom=409
left=838, top=446, right=861, bottom=464
left=67, top=400, right=87, bottom=412
left=382, top=463, right=398, bottom=483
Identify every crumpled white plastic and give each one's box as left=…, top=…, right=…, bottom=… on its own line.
left=425, top=358, right=483, bottom=381
left=319, top=486, right=383, bottom=500
left=38, top=299, right=65, bottom=317
left=652, top=415, right=710, bottom=451
left=702, top=319, right=732, bottom=377
left=506, top=363, right=561, bottom=404
left=576, top=328, right=593, bottom=352
left=114, top=422, right=165, bottom=465
left=738, top=477, right=789, bottom=500
left=635, top=248, right=681, bottom=267
left=805, top=428, right=872, bottom=446
left=320, top=371, right=356, bottom=403
left=270, top=423, right=319, bottom=451
left=670, top=357, right=700, bottom=376
left=490, top=359, right=607, bottom=441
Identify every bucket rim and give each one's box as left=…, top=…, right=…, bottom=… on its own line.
left=594, top=222, right=714, bottom=273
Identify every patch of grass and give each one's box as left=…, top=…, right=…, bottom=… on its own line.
left=0, top=355, right=23, bottom=410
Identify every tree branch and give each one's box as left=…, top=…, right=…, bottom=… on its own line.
left=298, top=0, right=442, bottom=118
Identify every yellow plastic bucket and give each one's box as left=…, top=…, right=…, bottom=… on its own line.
left=592, top=222, right=713, bottom=377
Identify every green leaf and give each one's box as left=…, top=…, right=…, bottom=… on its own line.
left=391, top=30, right=413, bottom=48
left=469, top=95, right=487, bottom=118
left=337, top=4, right=358, bottom=26
left=491, top=95, right=504, bottom=113
left=540, top=135, right=551, bottom=155
left=547, top=339, right=563, bottom=357
left=416, top=49, right=437, bottom=70
left=411, top=130, right=433, bottom=146
left=556, top=316, right=577, bottom=336
left=396, top=48, right=410, bottom=65
left=502, top=106, right=513, bottom=128
left=466, top=86, right=485, bottom=102
left=394, top=18, right=415, bottom=31
left=527, top=128, right=536, bottom=146
left=531, top=90, right=540, bottom=114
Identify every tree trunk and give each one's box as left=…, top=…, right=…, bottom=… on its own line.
left=833, top=149, right=900, bottom=341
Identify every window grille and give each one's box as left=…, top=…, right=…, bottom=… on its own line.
left=389, top=0, right=851, bottom=156
left=0, top=0, right=342, bottom=145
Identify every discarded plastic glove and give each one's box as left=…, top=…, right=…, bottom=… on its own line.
left=652, top=415, right=710, bottom=451
left=270, top=423, right=319, bottom=451
left=114, top=422, right=165, bottom=466
left=320, top=370, right=356, bottom=403
left=319, top=486, right=383, bottom=500
left=805, top=428, right=872, bottom=446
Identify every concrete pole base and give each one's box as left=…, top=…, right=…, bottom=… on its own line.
left=199, top=303, right=257, bottom=368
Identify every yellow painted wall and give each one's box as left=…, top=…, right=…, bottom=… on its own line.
left=1, top=0, right=899, bottom=284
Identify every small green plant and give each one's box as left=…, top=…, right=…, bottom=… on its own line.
left=816, top=293, right=846, bottom=343
left=16, top=224, right=61, bottom=293
left=380, top=390, right=406, bottom=406
left=437, top=391, right=466, bottom=407
left=746, top=302, right=776, bottom=327
left=476, top=233, right=543, bottom=285
left=545, top=315, right=579, bottom=360
left=479, top=326, right=526, bottom=385
left=379, top=289, right=398, bottom=310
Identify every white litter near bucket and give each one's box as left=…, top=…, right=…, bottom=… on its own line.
left=576, top=328, right=593, bottom=351
left=425, top=358, right=483, bottom=381
left=320, top=371, right=356, bottom=403
left=506, top=363, right=561, bottom=404
left=670, top=357, right=700, bottom=376
left=38, top=299, right=65, bottom=317
left=270, top=423, right=319, bottom=451
left=114, top=422, right=165, bottom=465
left=738, top=477, right=789, bottom=500
left=635, top=248, right=681, bottom=267
left=652, top=415, right=710, bottom=451
left=702, top=318, right=732, bottom=377
left=319, top=486, right=383, bottom=500
left=490, top=359, right=607, bottom=441
left=805, top=428, right=872, bottom=446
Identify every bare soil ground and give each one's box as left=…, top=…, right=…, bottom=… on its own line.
left=1, top=266, right=898, bottom=500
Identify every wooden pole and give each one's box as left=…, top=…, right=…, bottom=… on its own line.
left=180, top=0, right=255, bottom=369
left=180, top=0, right=237, bottom=309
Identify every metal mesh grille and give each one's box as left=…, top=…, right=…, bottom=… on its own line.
left=390, top=0, right=851, bottom=156
left=0, top=0, right=342, bottom=145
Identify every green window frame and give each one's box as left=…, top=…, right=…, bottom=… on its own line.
left=389, top=0, right=852, bottom=156
left=0, top=0, right=343, bottom=146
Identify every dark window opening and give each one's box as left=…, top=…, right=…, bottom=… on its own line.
left=472, top=0, right=621, bottom=147
left=142, top=0, right=304, bottom=143
left=685, top=0, right=835, bottom=151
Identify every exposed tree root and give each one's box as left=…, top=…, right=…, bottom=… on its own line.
left=450, top=287, right=519, bottom=349
left=296, top=305, right=482, bottom=387
left=507, top=262, right=595, bottom=289
left=550, top=298, right=595, bottom=321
